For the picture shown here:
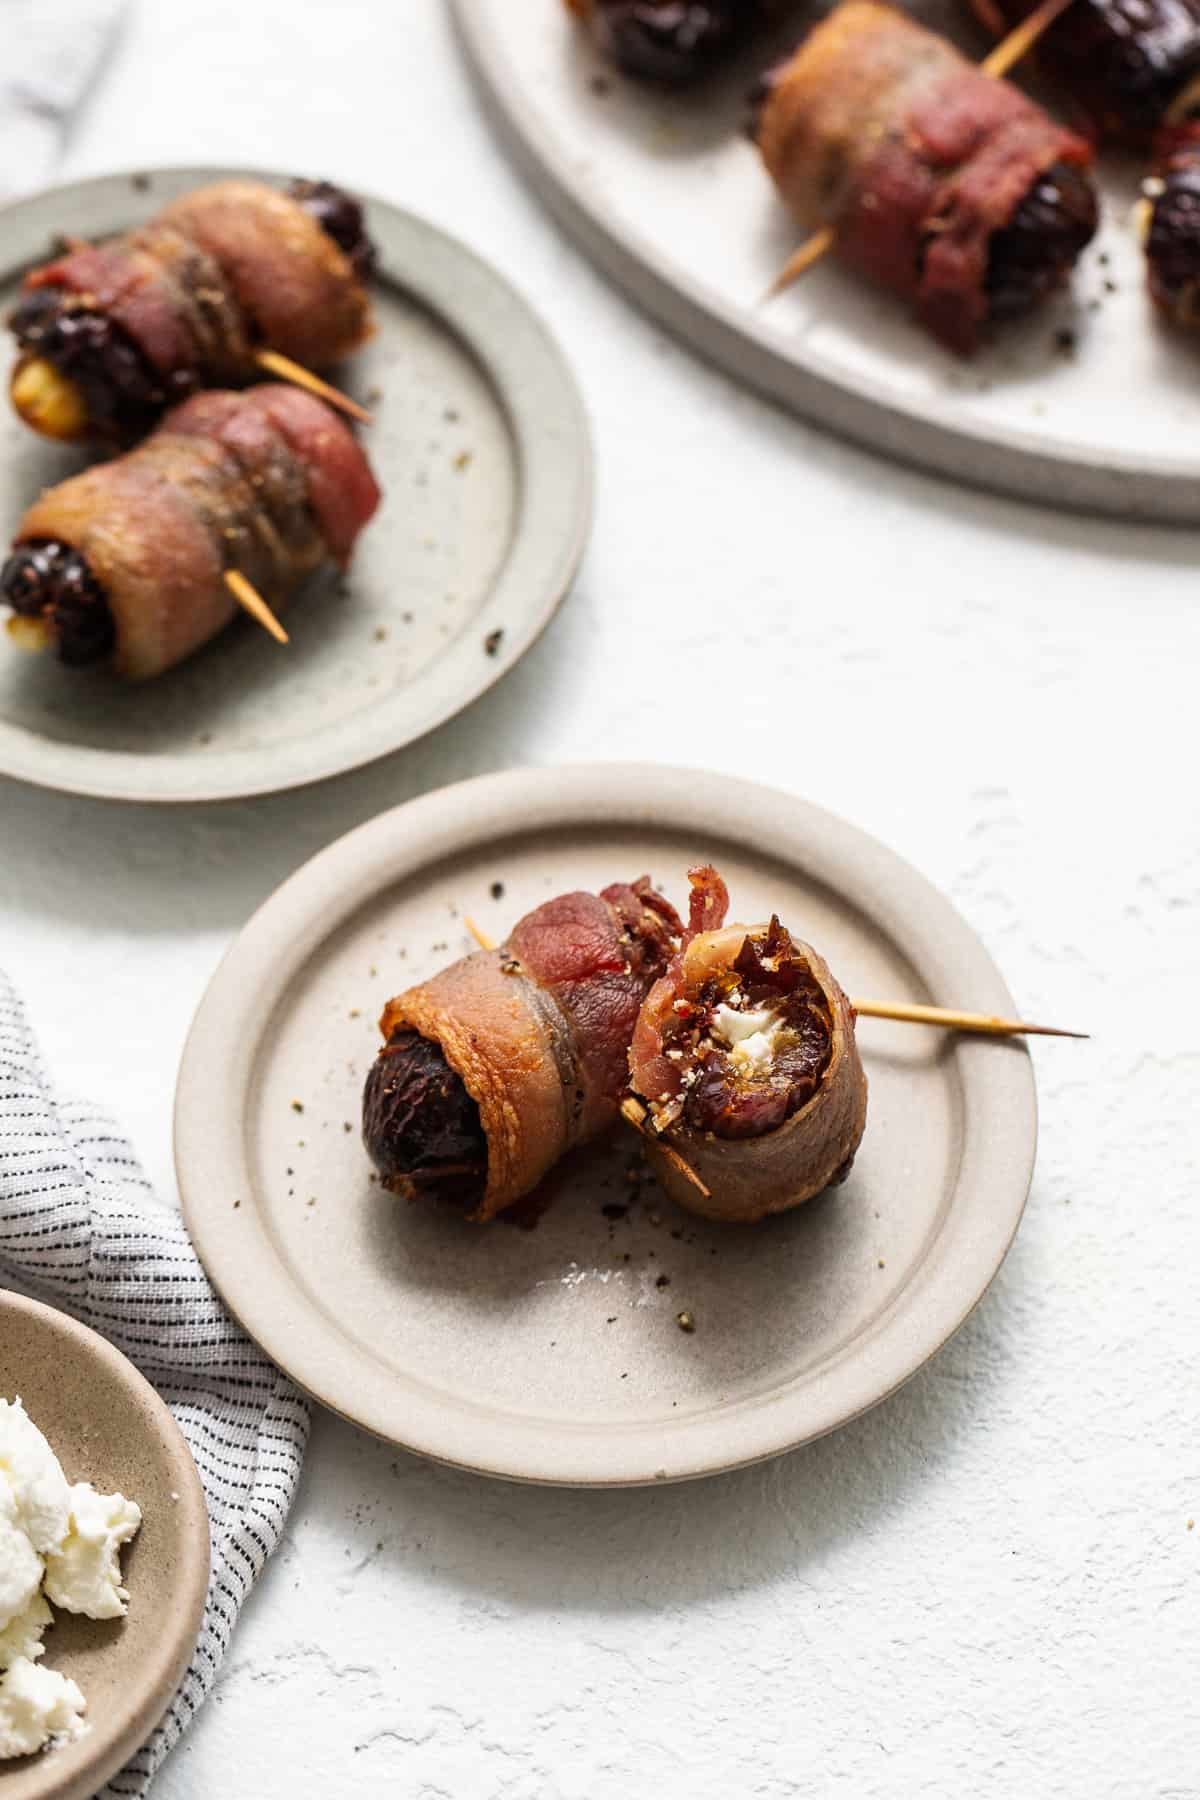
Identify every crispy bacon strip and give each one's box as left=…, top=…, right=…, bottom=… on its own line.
left=23, top=227, right=252, bottom=389
left=756, top=1, right=1095, bottom=353
left=374, top=879, right=681, bottom=1221
left=158, top=181, right=371, bottom=370
left=629, top=863, right=729, bottom=1107
left=11, top=384, right=379, bottom=678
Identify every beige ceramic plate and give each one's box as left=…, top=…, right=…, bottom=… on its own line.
left=176, top=765, right=1037, bottom=1487
left=0, top=166, right=591, bottom=803
left=0, top=1291, right=209, bottom=1800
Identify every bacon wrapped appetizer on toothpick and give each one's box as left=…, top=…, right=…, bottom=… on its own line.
left=754, top=0, right=1098, bottom=353
left=627, top=866, right=868, bottom=1223
left=965, top=0, right=1200, bottom=146
left=1, top=384, right=380, bottom=677
left=363, top=880, right=683, bottom=1221
left=565, top=0, right=780, bottom=85
left=961, top=1, right=1200, bottom=329
left=8, top=178, right=375, bottom=445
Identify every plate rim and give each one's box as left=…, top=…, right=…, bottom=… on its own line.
left=175, top=763, right=1037, bottom=1488
left=0, top=162, right=594, bottom=805
left=451, top=0, right=1200, bottom=524
left=0, top=1288, right=211, bottom=1800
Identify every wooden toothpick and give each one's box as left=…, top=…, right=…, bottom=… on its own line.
left=980, top=0, right=1077, bottom=76
left=764, top=0, right=1079, bottom=301
left=464, top=916, right=495, bottom=951
left=761, top=225, right=837, bottom=302
left=224, top=570, right=289, bottom=644
left=253, top=349, right=373, bottom=425
left=851, top=997, right=1087, bottom=1038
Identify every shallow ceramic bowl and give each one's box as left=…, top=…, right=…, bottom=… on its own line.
left=0, top=1291, right=209, bottom=1800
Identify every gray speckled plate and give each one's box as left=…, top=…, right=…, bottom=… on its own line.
left=0, top=1291, right=209, bottom=1800
left=0, top=167, right=592, bottom=803
left=176, top=765, right=1037, bottom=1488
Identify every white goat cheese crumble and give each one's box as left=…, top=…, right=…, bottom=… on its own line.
left=0, top=1398, right=142, bottom=1761
left=711, top=1003, right=784, bottom=1074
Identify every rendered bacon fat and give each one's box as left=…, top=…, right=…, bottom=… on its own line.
left=755, top=1, right=1097, bottom=353
left=8, top=178, right=375, bottom=443
left=1, top=384, right=380, bottom=678
left=628, top=866, right=868, bottom=1222
left=364, top=880, right=682, bottom=1221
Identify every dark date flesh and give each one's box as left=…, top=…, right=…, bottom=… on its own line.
left=8, top=286, right=196, bottom=444
left=362, top=1029, right=488, bottom=1209
left=287, top=178, right=377, bottom=281
left=984, top=161, right=1099, bottom=322
left=669, top=917, right=835, bottom=1140
left=1, top=541, right=115, bottom=667
left=588, top=0, right=770, bottom=85
left=6, top=178, right=376, bottom=446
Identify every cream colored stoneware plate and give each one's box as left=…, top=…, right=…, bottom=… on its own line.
left=0, top=166, right=591, bottom=803
left=176, top=765, right=1037, bottom=1487
left=0, top=1291, right=209, bottom=1800
left=453, top=0, right=1200, bottom=521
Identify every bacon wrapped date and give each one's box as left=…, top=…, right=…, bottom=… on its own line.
left=1143, top=122, right=1200, bottom=322
left=8, top=178, right=375, bottom=444
left=965, top=0, right=1200, bottom=145
left=565, top=0, right=779, bottom=85
left=0, top=384, right=380, bottom=678
left=363, top=879, right=682, bottom=1221
left=628, top=866, right=868, bottom=1223
left=754, top=1, right=1097, bottom=353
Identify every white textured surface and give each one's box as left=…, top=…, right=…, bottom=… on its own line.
left=0, top=2, right=1197, bottom=1794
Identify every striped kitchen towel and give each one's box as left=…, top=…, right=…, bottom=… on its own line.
left=0, top=968, right=310, bottom=1797
left=0, top=0, right=126, bottom=198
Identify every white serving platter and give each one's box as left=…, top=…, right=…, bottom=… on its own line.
left=453, top=0, right=1200, bottom=520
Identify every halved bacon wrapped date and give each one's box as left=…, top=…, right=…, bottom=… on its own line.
left=363, top=879, right=682, bottom=1221
left=1, top=384, right=380, bottom=678
left=755, top=1, right=1097, bottom=353
left=8, top=178, right=375, bottom=443
left=565, top=0, right=778, bottom=85
left=628, top=866, right=868, bottom=1222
